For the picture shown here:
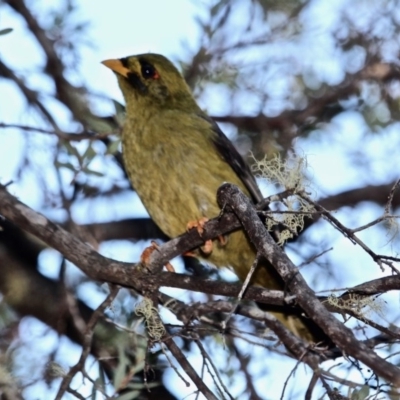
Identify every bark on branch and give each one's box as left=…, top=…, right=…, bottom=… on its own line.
left=216, top=183, right=400, bottom=386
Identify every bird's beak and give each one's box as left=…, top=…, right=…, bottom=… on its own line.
left=101, top=59, right=129, bottom=77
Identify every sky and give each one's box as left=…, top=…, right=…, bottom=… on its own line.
left=1, top=0, right=399, bottom=399
left=1, top=2, right=213, bottom=398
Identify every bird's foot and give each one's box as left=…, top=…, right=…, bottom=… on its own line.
left=186, top=217, right=209, bottom=235
left=217, top=234, right=228, bottom=246
left=186, top=217, right=213, bottom=255
left=140, top=240, right=175, bottom=272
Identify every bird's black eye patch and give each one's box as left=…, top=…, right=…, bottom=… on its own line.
left=120, top=57, right=129, bottom=68
left=127, top=72, right=148, bottom=94
left=139, top=59, right=159, bottom=79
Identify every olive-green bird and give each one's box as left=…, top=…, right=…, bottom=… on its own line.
left=102, top=53, right=324, bottom=343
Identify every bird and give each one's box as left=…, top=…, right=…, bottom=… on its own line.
left=102, top=53, right=324, bottom=343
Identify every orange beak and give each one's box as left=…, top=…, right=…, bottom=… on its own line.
left=101, top=59, right=129, bottom=77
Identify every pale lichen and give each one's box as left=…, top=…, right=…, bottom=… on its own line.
left=252, top=152, right=316, bottom=244
left=135, top=297, right=165, bottom=341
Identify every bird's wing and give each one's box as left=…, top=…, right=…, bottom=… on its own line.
left=198, top=114, right=263, bottom=204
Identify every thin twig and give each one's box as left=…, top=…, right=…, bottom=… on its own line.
left=350, top=215, right=400, bottom=233
left=55, top=285, right=119, bottom=400
left=222, top=253, right=261, bottom=328
left=302, top=191, right=400, bottom=274
left=217, top=183, right=400, bottom=385
left=0, top=122, right=112, bottom=141
left=194, top=338, right=235, bottom=400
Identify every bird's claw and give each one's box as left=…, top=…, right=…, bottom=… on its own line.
left=140, top=240, right=175, bottom=272
left=186, top=217, right=214, bottom=255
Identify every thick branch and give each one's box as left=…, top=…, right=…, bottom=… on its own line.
left=2, top=184, right=400, bottom=313
left=216, top=183, right=400, bottom=386
left=0, top=185, right=282, bottom=306
left=76, top=181, right=400, bottom=243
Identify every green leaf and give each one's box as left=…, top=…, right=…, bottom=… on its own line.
left=106, top=139, right=121, bottom=155
left=113, top=100, right=126, bottom=116
left=63, top=141, right=80, bottom=159
left=113, top=343, right=130, bottom=391
left=113, top=100, right=126, bottom=127
left=0, top=28, right=13, bottom=36
left=127, top=382, right=158, bottom=390
left=114, top=390, right=140, bottom=400
left=84, top=115, right=117, bottom=134
left=82, top=167, right=103, bottom=177
left=351, top=385, right=370, bottom=400
left=82, top=143, right=97, bottom=163
left=54, top=161, right=76, bottom=172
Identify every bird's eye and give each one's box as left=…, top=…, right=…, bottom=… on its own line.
left=140, top=61, right=159, bottom=79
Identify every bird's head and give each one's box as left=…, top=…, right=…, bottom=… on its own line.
left=102, top=53, right=200, bottom=113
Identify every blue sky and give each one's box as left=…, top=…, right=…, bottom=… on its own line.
left=1, top=1, right=399, bottom=399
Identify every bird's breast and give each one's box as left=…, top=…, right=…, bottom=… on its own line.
left=122, top=120, right=222, bottom=238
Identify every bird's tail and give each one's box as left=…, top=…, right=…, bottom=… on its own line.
left=216, top=230, right=328, bottom=344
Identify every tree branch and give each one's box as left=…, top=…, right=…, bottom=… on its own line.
left=216, top=183, right=400, bottom=385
